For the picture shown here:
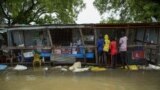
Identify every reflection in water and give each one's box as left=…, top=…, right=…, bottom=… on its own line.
left=0, top=69, right=160, bottom=90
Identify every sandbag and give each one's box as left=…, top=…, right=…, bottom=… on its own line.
left=13, top=65, right=27, bottom=71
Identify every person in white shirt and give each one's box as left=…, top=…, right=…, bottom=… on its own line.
left=119, top=31, right=129, bottom=69
left=119, top=36, right=127, bottom=52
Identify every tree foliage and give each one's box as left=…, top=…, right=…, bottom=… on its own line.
left=0, top=0, right=85, bottom=25
left=93, top=0, right=160, bottom=23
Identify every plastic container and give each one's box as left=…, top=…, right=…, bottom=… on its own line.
left=73, top=53, right=84, bottom=58
left=23, top=52, right=34, bottom=62
left=86, top=52, right=94, bottom=59
left=23, top=52, right=34, bottom=58
left=41, top=52, right=51, bottom=57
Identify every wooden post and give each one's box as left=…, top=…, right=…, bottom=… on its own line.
left=79, top=28, right=86, bottom=64
left=7, top=30, right=13, bottom=65
left=47, top=29, right=53, bottom=46
left=142, top=27, right=147, bottom=66
left=22, top=30, right=26, bottom=47
left=94, top=29, right=98, bottom=65
left=134, top=29, right=138, bottom=44
left=143, top=28, right=147, bottom=43
left=79, top=29, right=85, bottom=47
left=47, top=29, right=53, bottom=65
left=156, top=28, right=160, bottom=65
left=21, top=31, right=26, bottom=64
left=7, top=31, right=10, bottom=46
left=126, top=25, right=129, bottom=37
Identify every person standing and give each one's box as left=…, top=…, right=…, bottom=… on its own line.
left=110, top=37, right=118, bottom=68
left=97, top=35, right=104, bottom=65
left=103, top=34, right=110, bottom=66
left=119, top=32, right=129, bottom=69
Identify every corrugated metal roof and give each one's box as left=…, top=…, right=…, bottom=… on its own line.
left=0, top=28, right=7, bottom=33
left=1, top=22, right=160, bottom=31
left=6, top=24, right=87, bottom=31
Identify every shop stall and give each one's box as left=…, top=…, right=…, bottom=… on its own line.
left=0, top=23, right=160, bottom=66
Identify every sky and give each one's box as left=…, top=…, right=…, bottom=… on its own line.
left=76, top=0, right=101, bottom=24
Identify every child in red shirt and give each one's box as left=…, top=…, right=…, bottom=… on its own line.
left=110, top=37, right=118, bottom=68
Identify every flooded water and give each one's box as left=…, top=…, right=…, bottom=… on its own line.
left=0, top=68, right=160, bottom=90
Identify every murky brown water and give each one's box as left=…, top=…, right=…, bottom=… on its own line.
left=0, top=68, right=160, bottom=90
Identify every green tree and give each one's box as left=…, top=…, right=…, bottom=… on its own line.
left=0, top=0, right=85, bottom=25
left=94, top=0, right=160, bottom=23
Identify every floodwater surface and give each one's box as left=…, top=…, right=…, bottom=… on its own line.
left=0, top=68, right=160, bottom=90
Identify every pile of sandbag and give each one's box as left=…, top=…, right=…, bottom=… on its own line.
left=139, top=64, right=160, bottom=70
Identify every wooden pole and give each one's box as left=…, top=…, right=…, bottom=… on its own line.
left=79, top=28, right=86, bottom=64
left=22, top=30, right=26, bottom=47
left=79, top=29, right=85, bottom=47
left=143, top=28, right=147, bottom=43
left=7, top=31, right=10, bottom=46
left=94, top=29, right=98, bottom=65
left=47, top=29, right=54, bottom=65
left=143, top=27, right=147, bottom=65
left=126, top=25, right=129, bottom=37
left=156, top=28, right=160, bottom=65
left=47, top=29, right=53, bottom=47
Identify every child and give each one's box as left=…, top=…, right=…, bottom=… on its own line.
left=119, top=31, right=129, bottom=69
left=103, top=34, right=110, bottom=66
left=110, top=37, right=118, bottom=68
left=97, top=35, right=104, bottom=65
